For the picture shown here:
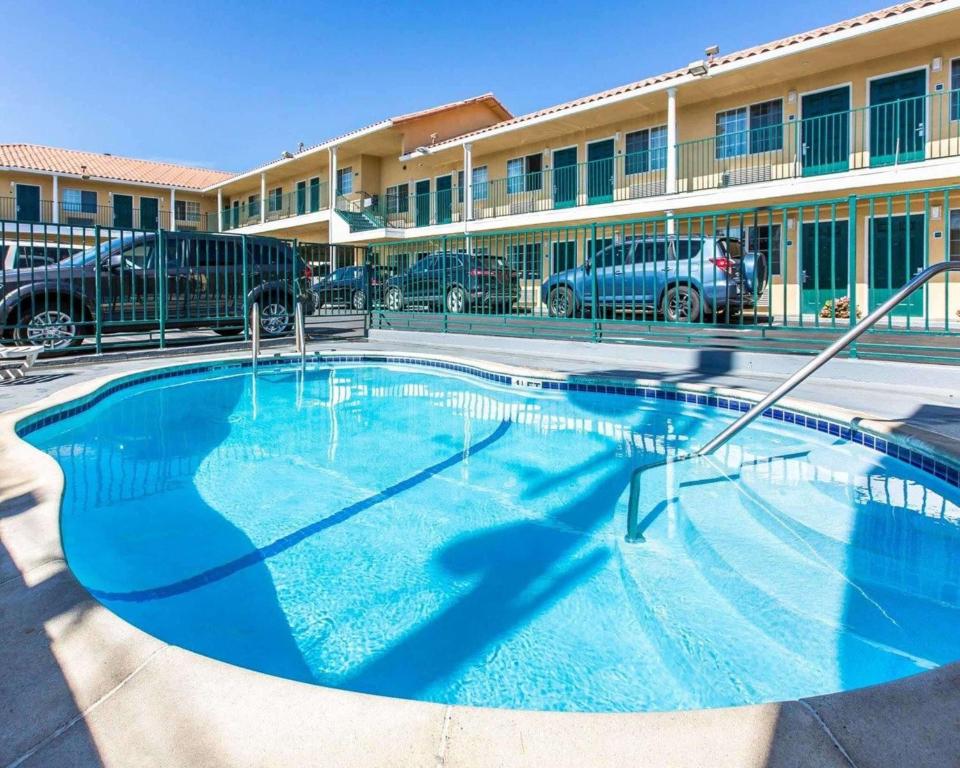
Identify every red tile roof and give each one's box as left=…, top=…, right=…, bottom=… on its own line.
left=0, top=144, right=234, bottom=190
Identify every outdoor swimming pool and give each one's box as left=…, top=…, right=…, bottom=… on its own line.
left=23, top=359, right=960, bottom=713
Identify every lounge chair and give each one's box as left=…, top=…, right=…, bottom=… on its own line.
left=0, top=345, right=42, bottom=382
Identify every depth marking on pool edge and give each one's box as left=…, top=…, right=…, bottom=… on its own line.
left=88, top=419, right=513, bottom=603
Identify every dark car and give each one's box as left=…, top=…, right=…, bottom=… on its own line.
left=539, top=235, right=768, bottom=322
left=0, top=231, right=309, bottom=350
left=312, top=264, right=395, bottom=311
left=383, top=251, right=518, bottom=313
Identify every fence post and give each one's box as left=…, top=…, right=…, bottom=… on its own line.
left=847, top=194, right=859, bottom=358
left=157, top=227, right=166, bottom=349
left=441, top=235, right=449, bottom=334
left=241, top=235, right=249, bottom=341
left=365, top=246, right=374, bottom=337
left=590, top=222, right=600, bottom=342
left=93, top=225, right=102, bottom=355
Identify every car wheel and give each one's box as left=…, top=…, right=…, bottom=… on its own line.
left=15, top=307, right=82, bottom=350
left=258, top=301, right=291, bottom=336
left=352, top=290, right=368, bottom=311
left=385, top=287, right=403, bottom=312
left=662, top=285, right=702, bottom=323
left=445, top=286, right=466, bottom=314
left=547, top=287, right=576, bottom=318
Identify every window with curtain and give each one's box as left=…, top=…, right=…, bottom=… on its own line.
left=336, top=167, right=353, bottom=195
left=625, top=126, right=667, bottom=174
left=472, top=166, right=489, bottom=200
left=716, top=107, right=748, bottom=158
left=748, top=99, right=784, bottom=154
left=63, top=189, right=97, bottom=214
left=952, top=60, right=960, bottom=121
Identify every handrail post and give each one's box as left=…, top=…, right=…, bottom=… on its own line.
left=251, top=302, right=260, bottom=375
left=295, top=299, right=305, bottom=366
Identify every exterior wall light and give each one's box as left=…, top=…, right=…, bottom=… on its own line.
left=932, top=57, right=943, bottom=72
left=687, top=60, right=709, bottom=77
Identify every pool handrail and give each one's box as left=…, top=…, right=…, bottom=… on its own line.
left=295, top=300, right=306, bottom=363
left=626, top=261, right=960, bottom=542
left=252, top=302, right=260, bottom=374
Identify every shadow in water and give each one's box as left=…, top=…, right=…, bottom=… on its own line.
left=341, top=460, right=634, bottom=699
left=38, top=372, right=314, bottom=683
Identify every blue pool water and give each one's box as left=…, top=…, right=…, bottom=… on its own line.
left=27, top=362, right=960, bottom=713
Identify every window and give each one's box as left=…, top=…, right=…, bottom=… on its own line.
left=247, top=195, right=260, bottom=218
left=716, top=99, right=783, bottom=158
left=507, top=154, right=543, bottom=194
left=586, top=237, right=615, bottom=261
left=746, top=224, right=784, bottom=275
left=62, top=189, right=97, bottom=214
left=952, top=60, right=960, bottom=121
left=950, top=210, right=960, bottom=261
left=625, top=127, right=667, bottom=174
left=268, top=187, right=282, bottom=212
left=551, top=241, right=577, bottom=273
left=472, top=166, right=489, bottom=201
left=748, top=100, right=783, bottom=154
left=386, top=183, right=409, bottom=213
left=175, top=200, right=201, bottom=222
left=507, top=242, right=542, bottom=280
left=337, top=167, right=353, bottom=195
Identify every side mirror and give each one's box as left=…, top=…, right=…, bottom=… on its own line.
left=583, top=258, right=592, bottom=274
left=102, top=253, right=124, bottom=271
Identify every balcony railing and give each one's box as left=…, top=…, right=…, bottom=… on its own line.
left=0, top=198, right=196, bottom=230
left=355, top=89, right=960, bottom=231
left=677, top=88, right=960, bottom=193
left=220, top=181, right=330, bottom=231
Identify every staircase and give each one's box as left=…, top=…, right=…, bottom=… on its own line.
left=334, top=193, right=385, bottom=232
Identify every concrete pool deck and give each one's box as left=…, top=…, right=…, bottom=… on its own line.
left=1, top=333, right=959, bottom=767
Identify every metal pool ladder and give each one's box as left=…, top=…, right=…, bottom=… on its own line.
left=251, top=302, right=261, bottom=373
left=625, top=261, right=960, bottom=543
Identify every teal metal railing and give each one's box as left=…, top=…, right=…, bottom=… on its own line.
left=677, top=89, right=960, bottom=193
left=0, top=198, right=179, bottom=230
left=367, top=183, right=960, bottom=363
left=220, top=181, right=330, bottom=232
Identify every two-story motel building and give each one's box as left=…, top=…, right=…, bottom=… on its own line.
left=2, top=0, right=959, bottom=320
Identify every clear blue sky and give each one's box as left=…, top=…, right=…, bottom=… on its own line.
left=0, top=0, right=886, bottom=173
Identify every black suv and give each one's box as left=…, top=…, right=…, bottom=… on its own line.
left=0, top=231, right=309, bottom=350
left=312, top=264, right=395, bottom=311
left=383, top=251, right=518, bottom=313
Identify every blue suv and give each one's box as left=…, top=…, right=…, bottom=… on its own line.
left=540, top=236, right=767, bottom=322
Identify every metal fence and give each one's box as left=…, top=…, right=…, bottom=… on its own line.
left=368, top=185, right=960, bottom=363
left=0, top=222, right=366, bottom=356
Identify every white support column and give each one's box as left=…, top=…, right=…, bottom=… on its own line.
left=259, top=173, right=266, bottom=224
left=170, top=188, right=177, bottom=232
left=328, top=146, right=338, bottom=203
left=328, top=146, right=338, bottom=272
left=52, top=175, right=59, bottom=224
left=463, top=142, right=473, bottom=228
left=666, top=87, right=678, bottom=195
left=217, top=188, right=223, bottom=232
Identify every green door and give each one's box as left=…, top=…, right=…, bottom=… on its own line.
left=800, top=220, right=850, bottom=313
left=140, top=197, right=159, bottom=230
left=296, top=181, right=307, bottom=215
left=869, top=70, right=925, bottom=167
left=309, top=178, right=320, bottom=212
left=15, top=184, right=41, bottom=222
left=586, top=140, right=614, bottom=204
left=414, top=180, right=431, bottom=227
left=553, top=147, right=578, bottom=209
left=870, top=214, right=925, bottom=316
left=436, top=175, right=452, bottom=224
left=801, top=86, right=850, bottom=176
left=113, top=194, right=133, bottom=228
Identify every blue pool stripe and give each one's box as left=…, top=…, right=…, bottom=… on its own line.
left=90, top=419, right=513, bottom=603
